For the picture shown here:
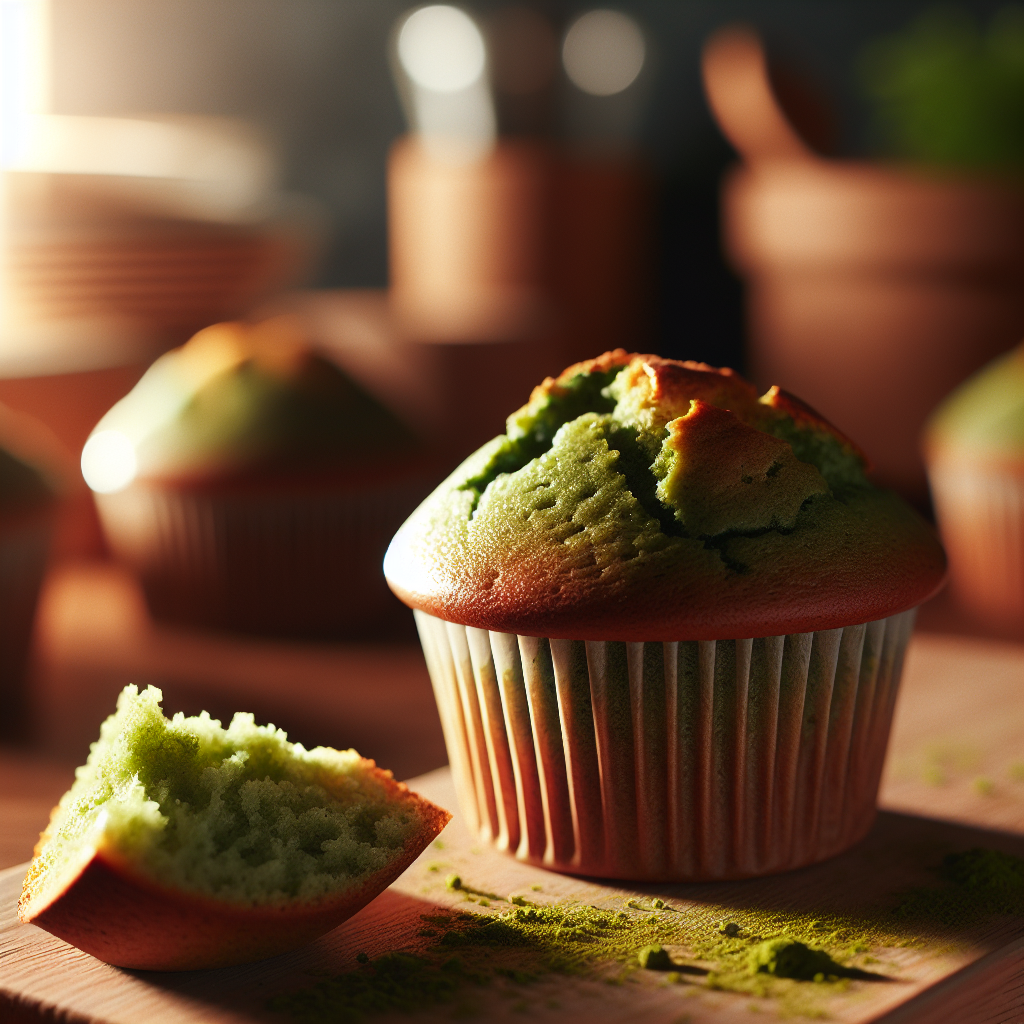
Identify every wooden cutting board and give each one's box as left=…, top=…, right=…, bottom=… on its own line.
left=1, top=767, right=1021, bottom=1024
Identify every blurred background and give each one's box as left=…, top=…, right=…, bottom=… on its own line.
left=0, top=0, right=1021, bottom=779
left=24, top=0, right=1021, bottom=367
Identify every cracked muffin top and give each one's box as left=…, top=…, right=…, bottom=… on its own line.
left=384, top=351, right=945, bottom=640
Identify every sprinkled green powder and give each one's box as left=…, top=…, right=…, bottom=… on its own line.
left=445, top=874, right=500, bottom=900
left=940, top=848, right=1023, bottom=906
left=267, top=952, right=487, bottom=1023
left=637, top=944, right=673, bottom=970
left=269, top=847, right=1024, bottom=1022
left=892, top=847, right=1024, bottom=925
left=745, top=939, right=845, bottom=981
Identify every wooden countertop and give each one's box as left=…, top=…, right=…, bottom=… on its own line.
left=0, top=562, right=1021, bottom=1022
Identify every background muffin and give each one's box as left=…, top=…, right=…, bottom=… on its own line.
left=924, top=343, right=1023, bottom=635
left=0, top=406, right=62, bottom=740
left=85, top=317, right=425, bottom=638
left=385, top=350, right=946, bottom=881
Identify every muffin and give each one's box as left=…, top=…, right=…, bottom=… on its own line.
left=0, top=405, right=61, bottom=739
left=924, top=343, right=1023, bottom=633
left=85, top=318, right=424, bottom=637
left=384, top=350, right=946, bottom=881
left=20, top=684, right=451, bottom=970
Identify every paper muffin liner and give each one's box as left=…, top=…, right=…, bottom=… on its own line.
left=927, top=458, right=1024, bottom=629
left=96, top=475, right=425, bottom=638
left=0, top=510, right=54, bottom=740
left=414, top=607, right=916, bottom=881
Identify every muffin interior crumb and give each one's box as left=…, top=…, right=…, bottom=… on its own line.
left=28, top=686, right=421, bottom=907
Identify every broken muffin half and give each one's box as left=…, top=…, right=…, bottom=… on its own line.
left=19, top=685, right=450, bottom=970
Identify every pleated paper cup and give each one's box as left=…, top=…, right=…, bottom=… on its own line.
left=95, top=471, right=426, bottom=638
left=414, top=607, right=917, bottom=881
left=927, top=457, right=1024, bottom=631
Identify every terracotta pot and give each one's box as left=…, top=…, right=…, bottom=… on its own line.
left=724, top=163, right=1023, bottom=498
left=387, top=136, right=655, bottom=356
left=387, top=137, right=552, bottom=343
left=550, top=154, right=654, bottom=363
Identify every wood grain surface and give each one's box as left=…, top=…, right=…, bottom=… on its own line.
left=2, top=768, right=1023, bottom=1024
left=0, top=575, right=1021, bottom=1024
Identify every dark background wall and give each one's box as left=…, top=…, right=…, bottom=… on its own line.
left=50, top=0, right=1012, bottom=371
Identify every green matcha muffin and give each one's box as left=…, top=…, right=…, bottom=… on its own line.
left=83, top=317, right=425, bottom=637
left=924, top=343, right=1023, bottom=632
left=0, top=405, right=61, bottom=739
left=19, top=684, right=450, bottom=970
left=384, top=350, right=946, bottom=881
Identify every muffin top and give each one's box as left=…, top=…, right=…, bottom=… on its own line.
left=926, top=344, right=1023, bottom=464
left=84, top=319, right=417, bottom=490
left=385, top=351, right=946, bottom=640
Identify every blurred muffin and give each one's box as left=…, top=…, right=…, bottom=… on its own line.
left=0, top=406, right=61, bottom=738
left=85, top=318, right=424, bottom=637
left=924, top=343, right=1023, bottom=633
left=385, top=350, right=946, bottom=881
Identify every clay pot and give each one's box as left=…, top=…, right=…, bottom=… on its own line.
left=387, top=136, right=552, bottom=343
left=703, top=25, right=1024, bottom=500
left=550, top=153, right=654, bottom=363
left=385, top=135, right=656, bottom=461
left=724, top=163, right=1023, bottom=498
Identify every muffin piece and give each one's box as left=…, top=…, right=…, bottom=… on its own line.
left=19, top=685, right=451, bottom=970
left=385, top=351, right=945, bottom=881
left=0, top=405, right=61, bottom=739
left=924, top=343, right=1023, bottom=632
left=84, top=318, right=425, bottom=637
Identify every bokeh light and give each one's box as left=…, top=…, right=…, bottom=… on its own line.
left=562, top=9, right=645, bottom=97
left=397, top=5, right=487, bottom=93
left=81, top=430, right=137, bottom=493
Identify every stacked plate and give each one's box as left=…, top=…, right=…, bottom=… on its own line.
left=1, top=116, right=321, bottom=375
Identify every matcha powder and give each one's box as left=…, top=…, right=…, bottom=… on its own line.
left=269, top=847, right=1023, bottom=1021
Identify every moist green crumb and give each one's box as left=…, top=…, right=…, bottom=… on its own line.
left=270, top=847, right=1024, bottom=1022
left=29, top=685, right=420, bottom=907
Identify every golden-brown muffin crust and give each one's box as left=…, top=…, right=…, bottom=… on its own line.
left=386, top=351, right=945, bottom=639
